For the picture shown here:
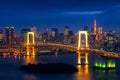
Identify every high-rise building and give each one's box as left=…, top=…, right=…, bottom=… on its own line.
left=64, top=26, right=69, bottom=36
left=31, top=25, right=37, bottom=38
left=90, top=27, right=94, bottom=33
left=45, top=28, right=51, bottom=41
left=68, top=31, right=74, bottom=44
left=51, top=28, right=58, bottom=38
left=68, top=31, right=74, bottom=36
left=0, top=29, right=3, bottom=46
left=98, top=27, right=102, bottom=35
left=0, top=29, right=2, bottom=39
left=84, top=26, right=89, bottom=31
left=21, top=29, right=30, bottom=44
left=38, top=32, right=42, bottom=41
left=6, top=27, right=14, bottom=47
left=93, top=19, right=97, bottom=35
left=97, top=27, right=103, bottom=40
left=64, top=26, right=69, bottom=44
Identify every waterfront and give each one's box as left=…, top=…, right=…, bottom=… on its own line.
left=0, top=53, right=120, bottom=80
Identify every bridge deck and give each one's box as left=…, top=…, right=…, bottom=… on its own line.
left=21, top=43, right=120, bottom=58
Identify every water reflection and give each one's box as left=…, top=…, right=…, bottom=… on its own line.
left=23, top=74, right=37, bottom=80
left=94, top=69, right=116, bottom=74
left=24, top=56, right=37, bottom=64
left=78, top=65, right=89, bottom=75
left=0, top=53, right=119, bottom=80
left=73, top=65, right=90, bottom=80
left=93, top=69, right=116, bottom=80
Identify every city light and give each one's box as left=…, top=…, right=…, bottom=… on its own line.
left=94, top=19, right=97, bottom=35
left=94, top=60, right=116, bottom=69
left=0, top=0, right=120, bottom=80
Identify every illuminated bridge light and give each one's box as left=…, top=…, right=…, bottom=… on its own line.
left=78, top=31, right=89, bottom=50
left=26, top=32, right=35, bottom=56
left=77, top=31, right=89, bottom=65
left=27, top=32, right=35, bottom=45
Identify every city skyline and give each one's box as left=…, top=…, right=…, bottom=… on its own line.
left=0, top=19, right=119, bottom=34
left=0, top=0, right=120, bottom=32
left=0, top=1, right=120, bottom=80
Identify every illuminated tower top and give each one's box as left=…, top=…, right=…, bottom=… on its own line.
left=94, top=19, right=97, bottom=35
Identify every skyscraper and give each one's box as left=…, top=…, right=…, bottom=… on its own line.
left=0, top=29, right=3, bottom=46
left=51, top=28, right=58, bottom=38
left=21, top=28, right=30, bottom=44
left=98, top=27, right=102, bottom=35
left=84, top=26, right=89, bottom=31
left=31, top=25, right=37, bottom=38
left=93, top=19, right=97, bottom=35
left=98, top=27, right=103, bottom=40
left=64, top=26, right=69, bottom=44
left=6, top=27, right=14, bottom=47
left=64, top=26, right=69, bottom=36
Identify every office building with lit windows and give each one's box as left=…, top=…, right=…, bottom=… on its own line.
left=5, top=27, right=14, bottom=47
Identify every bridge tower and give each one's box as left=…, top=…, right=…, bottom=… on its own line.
left=78, top=31, right=89, bottom=49
left=77, top=31, right=89, bottom=65
left=26, top=32, right=35, bottom=56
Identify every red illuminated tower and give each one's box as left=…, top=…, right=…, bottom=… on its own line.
left=94, top=19, right=97, bottom=35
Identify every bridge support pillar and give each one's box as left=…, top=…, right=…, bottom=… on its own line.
left=85, top=53, right=88, bottom=64
left=27, top=46, right=35, bottom=56
left=78, top=52, right=81, bottom=64
left=77, top=30, right=89, bottom=65
left=77, top=52, right=89, bottom=65
left=26, top=32, right=35, bottom=56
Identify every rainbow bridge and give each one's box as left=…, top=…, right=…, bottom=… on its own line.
left=21, top=31, right=120, bottom=65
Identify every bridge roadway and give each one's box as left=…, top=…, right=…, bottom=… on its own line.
left=23, top=43, right=120, bottom=58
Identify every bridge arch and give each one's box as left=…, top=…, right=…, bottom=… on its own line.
left=27, top=32, right=35, bottom=45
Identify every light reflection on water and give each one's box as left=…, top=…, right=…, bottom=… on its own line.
left=23, top=74, right=37, bottom=80
left=73, top=65, right=90, bottom=80
left=93, top=68, right=116, bottom=80
left=23, top=56, right=37, bottom=64
left=0, top=54, right=120, bottom=80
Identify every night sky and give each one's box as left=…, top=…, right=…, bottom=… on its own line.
left=0, top=0, right=120, bottom=32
